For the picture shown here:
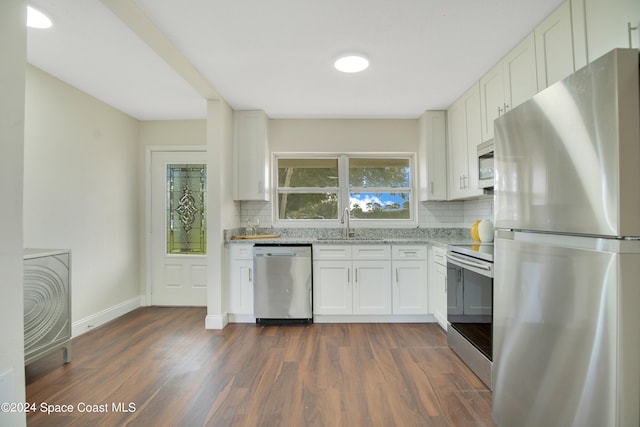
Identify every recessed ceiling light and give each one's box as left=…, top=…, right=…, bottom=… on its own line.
left=334, top=55, right=369, bottom=73
left=27, top=6, right=52, bottom=29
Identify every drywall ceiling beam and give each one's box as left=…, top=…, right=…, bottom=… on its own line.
left=100, top=0, right=222, bottom=101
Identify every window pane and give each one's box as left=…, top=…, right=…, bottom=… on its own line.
left=278, top=193, right=338, bottom=219
left=278, top=158, right=339, bottom=188
left=349, top=192, right=410, bottom=219
left=349, top=158, right=410, bottom=188
left=167, top=164, right=206, bottom=254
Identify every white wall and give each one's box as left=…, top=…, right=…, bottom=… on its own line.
left=269, top=118, right=417, bottom=152
left=23, top=65, right=141, bottom=332
left=242, top=118, right=493, bottom=228
left=0, top=1, right=27, bottom=425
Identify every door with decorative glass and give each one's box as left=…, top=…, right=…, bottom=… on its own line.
left=151, top=151, right=207, bottom=306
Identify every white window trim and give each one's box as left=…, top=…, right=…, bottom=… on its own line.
left=273, top=153, right=417, bottom=228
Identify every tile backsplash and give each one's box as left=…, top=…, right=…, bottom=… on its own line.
left=239, top=197, right=494, bottom=229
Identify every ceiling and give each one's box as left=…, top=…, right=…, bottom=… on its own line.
left=26, top=0, right=565, bottom=121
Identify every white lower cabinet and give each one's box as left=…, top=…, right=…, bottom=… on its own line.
left=353, top=260, right=392, bottom=314
left=313, top=245, right=392, bottom=315
left=429, top=246, right=448, bottom=330
left=314, top=244, right=430, bottom=317
left=392, top=246, right=428, bottom=315
left=228, top=245, right=254, bottom=318
left=313, top=260, right=352, bottom=315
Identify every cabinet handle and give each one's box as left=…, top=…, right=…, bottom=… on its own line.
left=459, top=175, right=463, bottom=190
left=445, top=276, right=447, bottom=294
left=504, top=103, right=510, bottom=113
left=355, top=268, right=358, bottom=283
left=347, top=268, right=350, bottom=284
left=630, top=22, right=639, bottom=48
left=498, top=106, right=503, bottom=116
left=395, top=268, right=399, bottom=283
left=249, top=268, right=252, bottom=282
left=430, top=181, right=434, bottom=195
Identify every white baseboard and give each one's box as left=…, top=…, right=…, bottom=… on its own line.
left=313, top=314, right=436, bottom=324
left=205, top=313, right=228, bottom=330
left=72, top=296, right=143, bottom=337
left=228, top=313, right=256, bottom=323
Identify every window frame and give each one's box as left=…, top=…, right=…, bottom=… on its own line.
left=273, top=153, right=417, bottom=228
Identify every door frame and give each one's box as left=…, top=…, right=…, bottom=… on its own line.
left=144, top=145, right=207, bottom=305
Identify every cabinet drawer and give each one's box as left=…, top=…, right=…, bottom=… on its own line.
left=392, top=245, right=427, bottom=260
left=231, top=244, right=254, bottom=260
left=352, top=245, right=391, bottom=260
left=432, top=246, right=447, bottom=266
left=313, top=245, right=352, bottom=260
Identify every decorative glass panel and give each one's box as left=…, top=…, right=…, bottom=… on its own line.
left=167, top=164, right=206, bottom=254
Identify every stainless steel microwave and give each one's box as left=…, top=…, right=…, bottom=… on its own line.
left=477, top=139, right=494, bottom=189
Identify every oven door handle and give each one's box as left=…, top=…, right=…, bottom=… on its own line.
left=446, top=253, right=491, bottom=271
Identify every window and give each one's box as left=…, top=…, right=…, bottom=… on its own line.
left=275, top=155, right=414, bottom=224
left=348, top=157, right=411, bottom=220
left=277, top=158, right=339, bottom=220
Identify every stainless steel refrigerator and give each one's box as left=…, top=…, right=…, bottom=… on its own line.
left=492, top=48, right=640, bottom=427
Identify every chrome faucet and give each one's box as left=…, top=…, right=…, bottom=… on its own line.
left=341, top=207, right=355, bottom=238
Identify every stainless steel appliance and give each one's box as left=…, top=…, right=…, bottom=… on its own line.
left=446, top=244, right=494, bottom=388
left=477, top=139, right=494, bottom=190
left=253, top=244, right=312, bottom=324
left=493, top=48, right=640, bottom=427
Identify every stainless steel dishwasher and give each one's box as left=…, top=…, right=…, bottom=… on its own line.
left=253, top=244, right=312, bottom=324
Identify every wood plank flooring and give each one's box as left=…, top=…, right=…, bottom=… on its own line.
left=26, top=307, right=496, bottom=426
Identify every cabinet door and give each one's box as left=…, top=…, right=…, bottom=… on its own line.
left=229, top=259, right=254, bottom=314
left=503, top=33, right=538, bottom=111
left=463, top=85, right=483, bottom=197
left=233, top=110, right=270, bottom=201
left=353, top=261, right=391, bottom=314
left=313, top=260, right=352, bottom=315
left=432, top=262, right=448, bottom=330
left=535, top=1, right=576, bottom=89
left=479, top=63, right=505, bottom=142
left=392, top=260, right=428, bottom=314
left=418, top=111, right=448, bottom=201
left=352, top=245, right=391, bottom=260
left=584, top=0, right=640, bottom=62
left=313, top=245, right=352, bottom=260
left=447, top=98, right=468, bottom=200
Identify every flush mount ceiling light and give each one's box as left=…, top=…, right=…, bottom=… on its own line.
left=27, top=6, right=52, bottom=29
left=334, top=55, right=369, bottom=73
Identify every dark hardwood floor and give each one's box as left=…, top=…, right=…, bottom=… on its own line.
left=26, top=307, right=496, bottom=426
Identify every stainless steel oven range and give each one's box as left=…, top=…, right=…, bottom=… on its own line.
left=446, top=244, right=493, bottom=389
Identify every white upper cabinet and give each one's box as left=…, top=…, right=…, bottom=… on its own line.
left=535, top=1, right=576, bottom=89
left=233, top=110, right=270, bottom=201
left=417, top=111, right=448, bottom=201
left=480, top=33, right=538, bottom=142
left=582, top=0, right=640, bottom=62
left=447, top=83, right=483, bottom=200
left=479, top=63, right=505, bottom=142
left=503, top=33, right=539, bottom=110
